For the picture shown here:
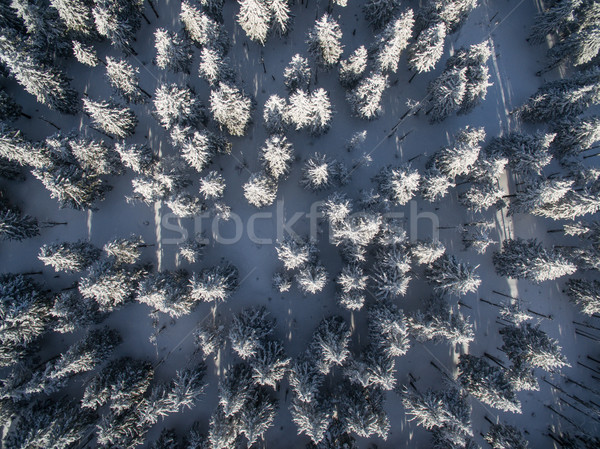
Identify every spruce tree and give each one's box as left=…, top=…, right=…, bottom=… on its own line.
left=363, top=0, right=401, bottom=30
left=229, top=307, right=273, bottom=359
left=154, top=83, right=205, bottom=129
left=516, top=67, right=600, bottom=122
left=339, top=46, right=368, bottom=89
left=237, top=0, right=271, bottom=45
left=137, top=270, right=196, bottom=318
left=189, top=262, right=239, bottom=303
left=0, top=209, right=39, bottom=241
left=347, top=72, right=388, bottom=120
left=485, top=423, right=529, bottom=449
left=51, top=290, right=103, bottom=333
left=430, top=126, right=484, bottom=179
left=260, top=134, right=294, bottom=180
left=0, top=32, right=78, bottom=114
left=374, top=164, right=421, bottom=205
left=93, top=0, right=142, bottom=54
left=103, top=235, right=145, bottom=265
left=263, top=94, right=287, bottom=133
left=458, top=354, right=522, bottom=413
left=199, top=171, right=226, bottom=199
left=372, top=9, right=414, bottom=73
left=408, top=22, right=446, bottom=73
left=180, top=0, right=229, bottom=54
left=283, top=54, right=311, bottom=92
left=307, top=13, right=343, bottom=69
left=552, top=116, right=600, bottom=158
left=72, top=40, right=100, bottom=66
left=209, top=82, right=252, bottom=136
left=155, top=28, right=193, bottom=73
left=486, top=131, right=553, bottom=176
left=492, top=238, right=577, bottom=283
left=198, top=47, right=235, bottom=86
left=50, top=0, right=95, bottom=35
left=83, top=98, right=137, bottom=138
left=38, top=240, right=100, bottom=272
left=106, top=56, right=146, bottom=103
left=566, top=278, right=600, bottom=316
left=243, top=172, right=277, bottom=207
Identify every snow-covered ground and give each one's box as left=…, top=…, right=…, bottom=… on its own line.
left=1, top=0, right=600, bottom=447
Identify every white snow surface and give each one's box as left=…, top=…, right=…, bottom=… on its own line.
left=1, top=0, right=599, bottom=447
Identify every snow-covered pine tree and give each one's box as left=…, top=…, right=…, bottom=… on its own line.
left=83, top=98, right=137, bottom=138
left=492, top=238, right=577, bottom=283
left=552, top=116, right=600, bottom=158
left=370, top=249, right=412, bottom=299
left=210, top=82, right=252, bottom=136
left=6, top=327, right=121, bottom=398
left=250, top=340, right=290, bottom=388
left=180, top=0, right=229, bottom=54
left=72, top=40, right=100, bottom=66
left=260, top=134, right=294, bottom=180
left=0, top=124, right=38, bottom=167
left=344, top=346, right=397, bottom=390
left=0, top=274, right=50, bottom=367
left=51, top=290, right=103, bottom=333
left=263, top=94, right=287, bottom=133
left=290, top=396, right=333, bottom=444
left=430, top=126, right=485, bottom=179
left=310, top=316, right=350, bottom=374
left=208, top=406, right=242, bottom=449
left=38, top=240, right=100, bottom=272
left=229, top=307, right=273, bottom=359
left=93, top=0, right=142, bottom=54
left=69, top=136, right=123, bottom=175
left=105, top=56, right=146, bottom=103
left=307, top=13, right=343, bottom=69
left=421, top=166, right=455, bottom=202
left=237, top=387, right=277, bottom=446
left=460, top=222, right=497, bottom=254
left=137, top=270, right=196, bottom=318
left=154, top=83, right=205, bottom=129
left=285, top=88, right=333, bottom=135
left=0, top=32, right=78, bottom=114
left=418, top=0, right=478, bottom=33
left=115, top=142, right=156, bottom=174
left=82, top=357, right=152, bottom=412
left=427, top=67, right=467, bottom=123
left=363, top=0, right=401, bottom=29
left=243, top=172, right=277, bottom=208
left=374, top=164, right=421, bottom=205
left=301, top=153, right=335, bottom=191
left=272, top=271, right=292, bottom=293
left=288, top=354, right=324, bottom=403
left=372, top=9, right=414, bottom=73
left=198, top=47, right=235, bottom=86
left=508, top=178, right=573, bottom=216
left=267, top=0, right=291, bottom=36
left=457, top=354, right=522, bottom=413
left=276, top=236, right=314, bottom=270
left=79, top=259, right=144, bottom=311
left=283, top=54, right=311, bottom=92
left=195, top=321, right=224, bottom=358
left=408, top=22, right=446, bottom=73
left=346, top=72, right=388, bottom=120
left=545, top=9, right=600, bottom=68
left=486, top=131, right=553, bottom=176
left=459, top=181, right=505, bottom=213
left=0, top=209, right=39, bottom=241
left=338, top=385, right=390, bottom=438
left=450, top=41, right=492, bottom=114
left=103, top=235, right=145, bottom=265
left=322, top=192, right=353, bottom=226
left=534, top=188, right=600, bottom=220
left=237, top=0, right=271, bottom=45
left=566, top=278, right=600, bottom=316
left=336, top=264, right=367, bottom=310
left=10, top=0, right=70, bottom=58
left=189, top=262, right=239, bottom=303
left=500, top=323, right=570, bottom=372
left=339, top=46, right=368, bottom=89
left=516, top=67, right=600, bottom=122
left=199, top=171, right=225, bottom=200
left=155, top=28, right=193, bottom=73
left=50, top=0, right=95, bottom=36
left=3, top=398, right=96, bottom=449
left=408, top=295, right=474, bottom=345
left=528, top=0, right=581, bottom=44
left=368, top=301, right=410, bottom=357
left=485, top=422, right=529, bottom=449
left=296, top=262, right=328, bottom=295
left=402, top=386, right=472, bottom=437
left=425, top=254, right=481, bottom=296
